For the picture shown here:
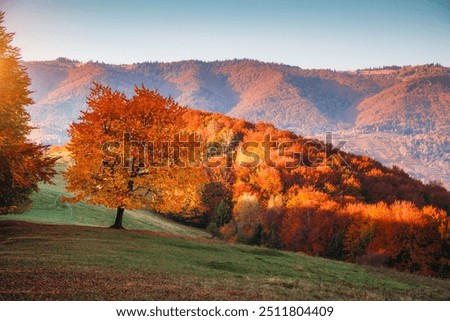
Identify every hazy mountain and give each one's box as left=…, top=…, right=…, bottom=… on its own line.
left=24, top=58, right=450, bottom=187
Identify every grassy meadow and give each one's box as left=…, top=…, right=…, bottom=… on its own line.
left=1, top=221, right=449, bottom=300
left=1, top=159, right=449, bottom=300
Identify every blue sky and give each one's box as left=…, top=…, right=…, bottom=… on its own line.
left=1, top=0, right=449, bottom=70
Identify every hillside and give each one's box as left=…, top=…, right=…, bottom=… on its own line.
left=0, top=151, right=208, bottom=237
left=22, top=95, right=449, bottom=278
left=1, top=220, right=449, bottom=300
left=24, top=59, right=450, bottom=188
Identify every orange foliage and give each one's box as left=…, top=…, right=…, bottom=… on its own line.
left=183, top=106, right=450, bottom=277
left=64, top=84, right=197, bottom=227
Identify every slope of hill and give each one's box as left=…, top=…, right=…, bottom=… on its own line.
left=1, top=220, right=449, bottom=300
left=24, top=59, right=450, bottom=187
left=0, top=160, right=208, bottom=238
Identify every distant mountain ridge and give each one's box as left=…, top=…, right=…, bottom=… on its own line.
left=24, top=59, right=450, bottom=187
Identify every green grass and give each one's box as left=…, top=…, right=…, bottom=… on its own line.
left=1, top=221, right=449, bottom=300
left=1, top=162, right=449, bottom=300
left=0, top=163, right=207, bottom=238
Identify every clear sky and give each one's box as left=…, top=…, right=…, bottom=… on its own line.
left=1, top=0, right=449, bottom=70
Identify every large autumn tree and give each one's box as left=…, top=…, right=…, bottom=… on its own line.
left=0, top=11, right=57, bottom=214
left=64, top=83, right=197, bottom=228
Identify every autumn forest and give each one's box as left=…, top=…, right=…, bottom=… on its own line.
left=55, top=81, right=449, bottom=278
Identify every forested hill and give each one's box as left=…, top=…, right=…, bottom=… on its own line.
left=25, top=59, right=450, bottom=187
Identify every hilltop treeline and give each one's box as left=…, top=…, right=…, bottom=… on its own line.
left=158, top=109, right=450, bottom=277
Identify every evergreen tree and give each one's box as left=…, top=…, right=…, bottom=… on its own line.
left=0, top=11, right=57, bottom=214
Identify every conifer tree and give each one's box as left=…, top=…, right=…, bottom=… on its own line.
left=0, top=12, right=57, bottom=214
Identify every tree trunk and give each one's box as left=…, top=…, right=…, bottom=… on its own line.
left=110, top=207, right=125, bottom=229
